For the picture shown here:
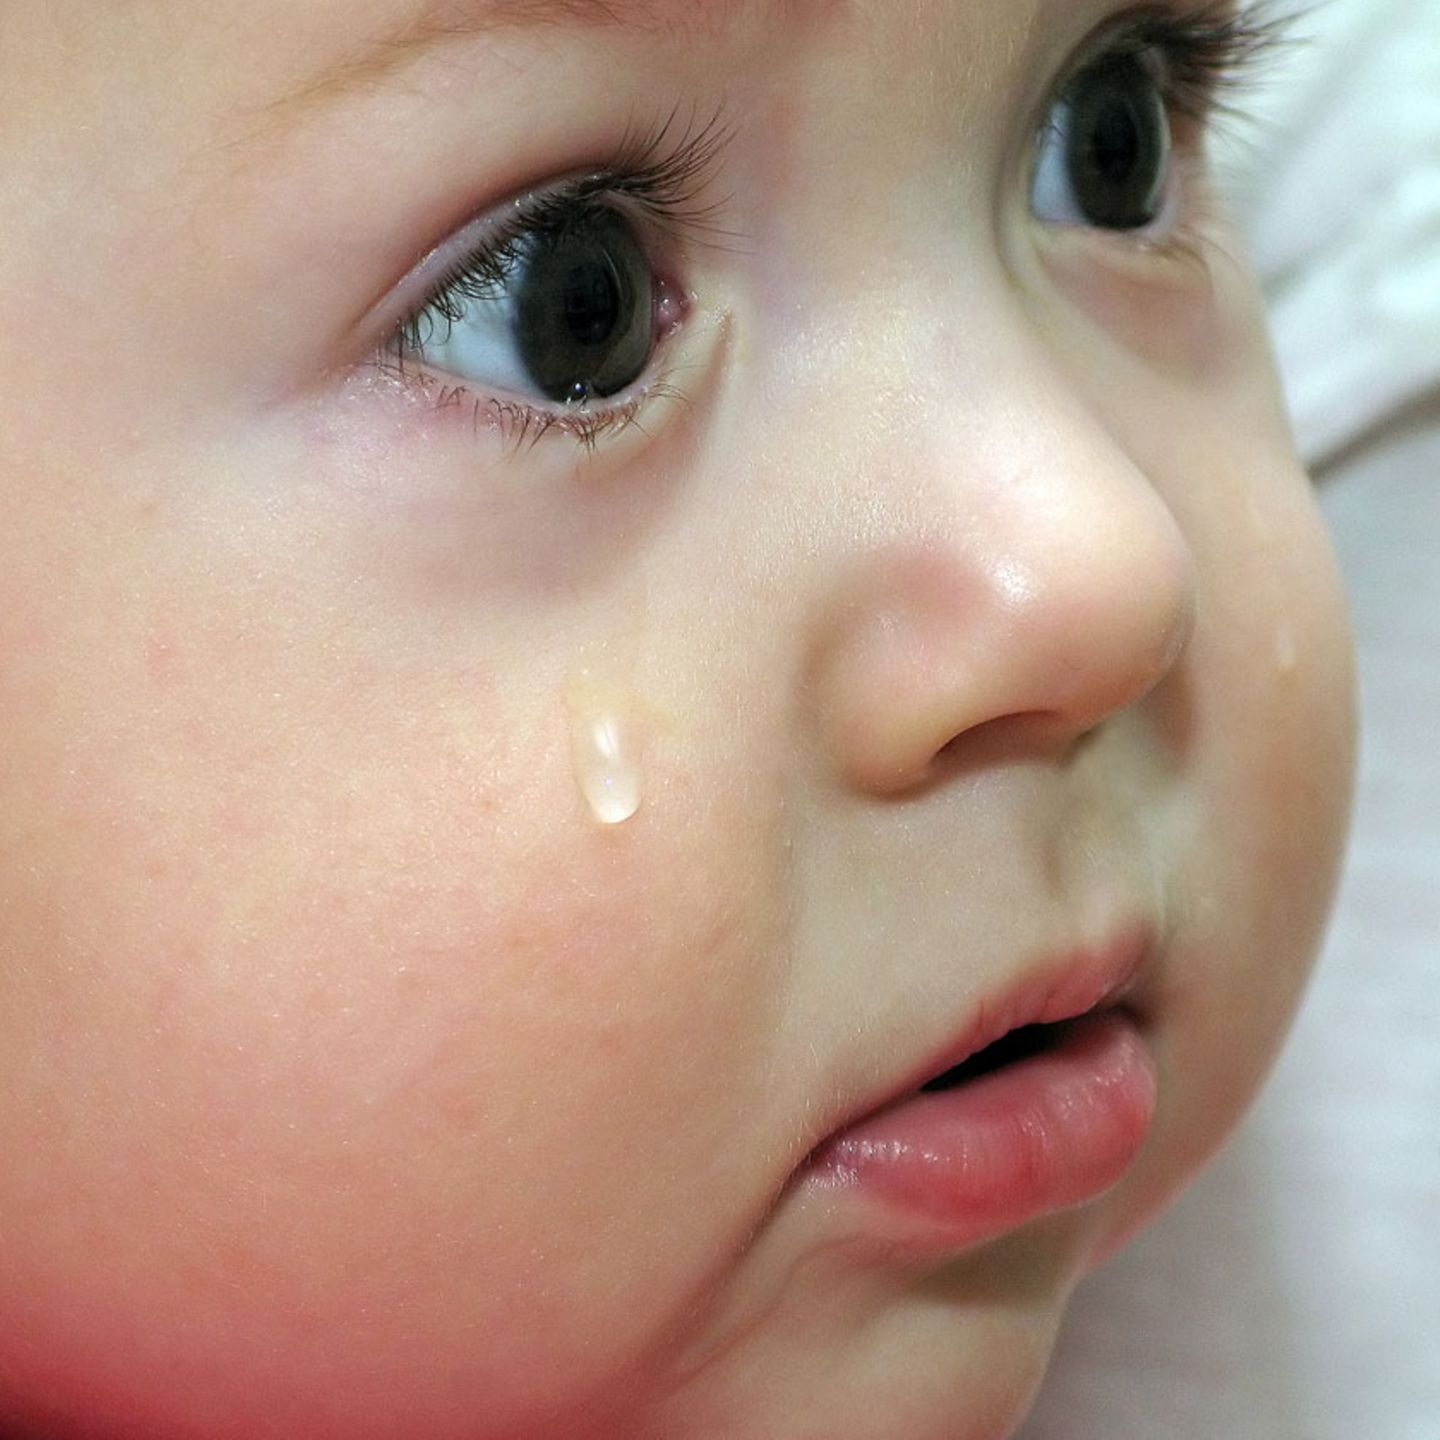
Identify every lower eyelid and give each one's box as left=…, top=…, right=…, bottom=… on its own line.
left=366, top=340, right=693, bottom=459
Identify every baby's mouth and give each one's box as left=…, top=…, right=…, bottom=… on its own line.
left=801, top=1002, right=1156, bottom=1249
left=918, top=1018, right=1078, bottom=1092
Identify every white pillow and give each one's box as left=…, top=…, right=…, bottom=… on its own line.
left=1216, top=0, right=1440, bottom=466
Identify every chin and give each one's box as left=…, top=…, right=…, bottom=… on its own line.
left=642, top=1228, right=1088, bottom=1440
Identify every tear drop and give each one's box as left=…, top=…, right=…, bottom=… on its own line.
left=568, top=666, right=643, bottom=826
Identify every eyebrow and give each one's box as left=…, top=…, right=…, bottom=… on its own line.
left=267, top=0, right=735, bottom=125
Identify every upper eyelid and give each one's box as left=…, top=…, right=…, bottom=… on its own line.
left=367, top=110, right=738, bottom=346
left=1105, top=3, right=1295, bottom=113
left=367, top=176, right=607, bottom=339
left=1043, top=4, right=1291, bottom=106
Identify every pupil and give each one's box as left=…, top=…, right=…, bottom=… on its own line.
left=1065, top=54, right=1169, bottom=230
left=563, top=259, right=622, bottom=348
left=1092, top=98, right=1142, bottom=186
left=513, top=209, right=653, bottom=405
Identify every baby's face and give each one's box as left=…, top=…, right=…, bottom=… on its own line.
left=0, top=2, right=1354, bottom=1437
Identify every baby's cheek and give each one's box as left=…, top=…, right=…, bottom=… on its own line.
left=0, top=588, right=786, bottom=1430
left=1127, top=446, right=1356, bottom=1221
left=201, top=816, right=779, bottom=1311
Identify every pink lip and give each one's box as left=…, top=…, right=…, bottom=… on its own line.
left=798, top=934, right=1157, bottom=1250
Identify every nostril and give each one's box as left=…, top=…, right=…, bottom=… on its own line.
left=932, top=709, right=1090, bottom=773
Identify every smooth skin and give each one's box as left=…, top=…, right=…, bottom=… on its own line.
left=0, top=2, right=1354, bottom=1438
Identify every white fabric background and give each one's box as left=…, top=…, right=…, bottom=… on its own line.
left=1221, top=0, right=1440, bottom=466
left=1020, top=2, right=1440, bottom=1434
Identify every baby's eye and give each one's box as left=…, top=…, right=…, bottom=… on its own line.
left=1030, top=49, right=1173, bottom=232
left=400, top=200, right=660, bottom=407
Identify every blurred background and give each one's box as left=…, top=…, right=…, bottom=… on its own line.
left=1021, top=0, right=1440, bottom=1435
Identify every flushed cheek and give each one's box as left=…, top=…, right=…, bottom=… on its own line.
left=0, top=647, right=788, bottom=1427
left=4, top=820, right=788, bottom=1430
left=213, top=837, right=778, bottom=1291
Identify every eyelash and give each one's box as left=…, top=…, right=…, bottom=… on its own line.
left=379, top=3, right=1294, bottom=453
left=1097, top=2, right=1296, bottom=125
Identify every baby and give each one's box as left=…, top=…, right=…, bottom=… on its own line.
left=0, top=2, right=1357, bottom=1438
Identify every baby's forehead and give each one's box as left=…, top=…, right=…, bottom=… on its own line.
left=257, top=0, right=720, bottom=118
left=54, top=0, right=1016, bottom=145
left=225, top=0, right=793, bottom=62
left=262, top=0, right=836, bottom=86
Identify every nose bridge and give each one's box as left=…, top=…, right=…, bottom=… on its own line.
left=802, top=315, right=1198, bottom=794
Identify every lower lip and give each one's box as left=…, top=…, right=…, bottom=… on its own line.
left=800, top=1010, right=1156, bottom=1248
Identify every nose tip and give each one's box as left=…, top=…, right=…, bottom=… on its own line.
left=813, top=482, right=1196, bottom=796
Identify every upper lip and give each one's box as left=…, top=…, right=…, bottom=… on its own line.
left=804, top=923, right=1153, bottom=1147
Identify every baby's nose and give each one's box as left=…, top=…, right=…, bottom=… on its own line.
left=809, top=418, right=1196, bottom=796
